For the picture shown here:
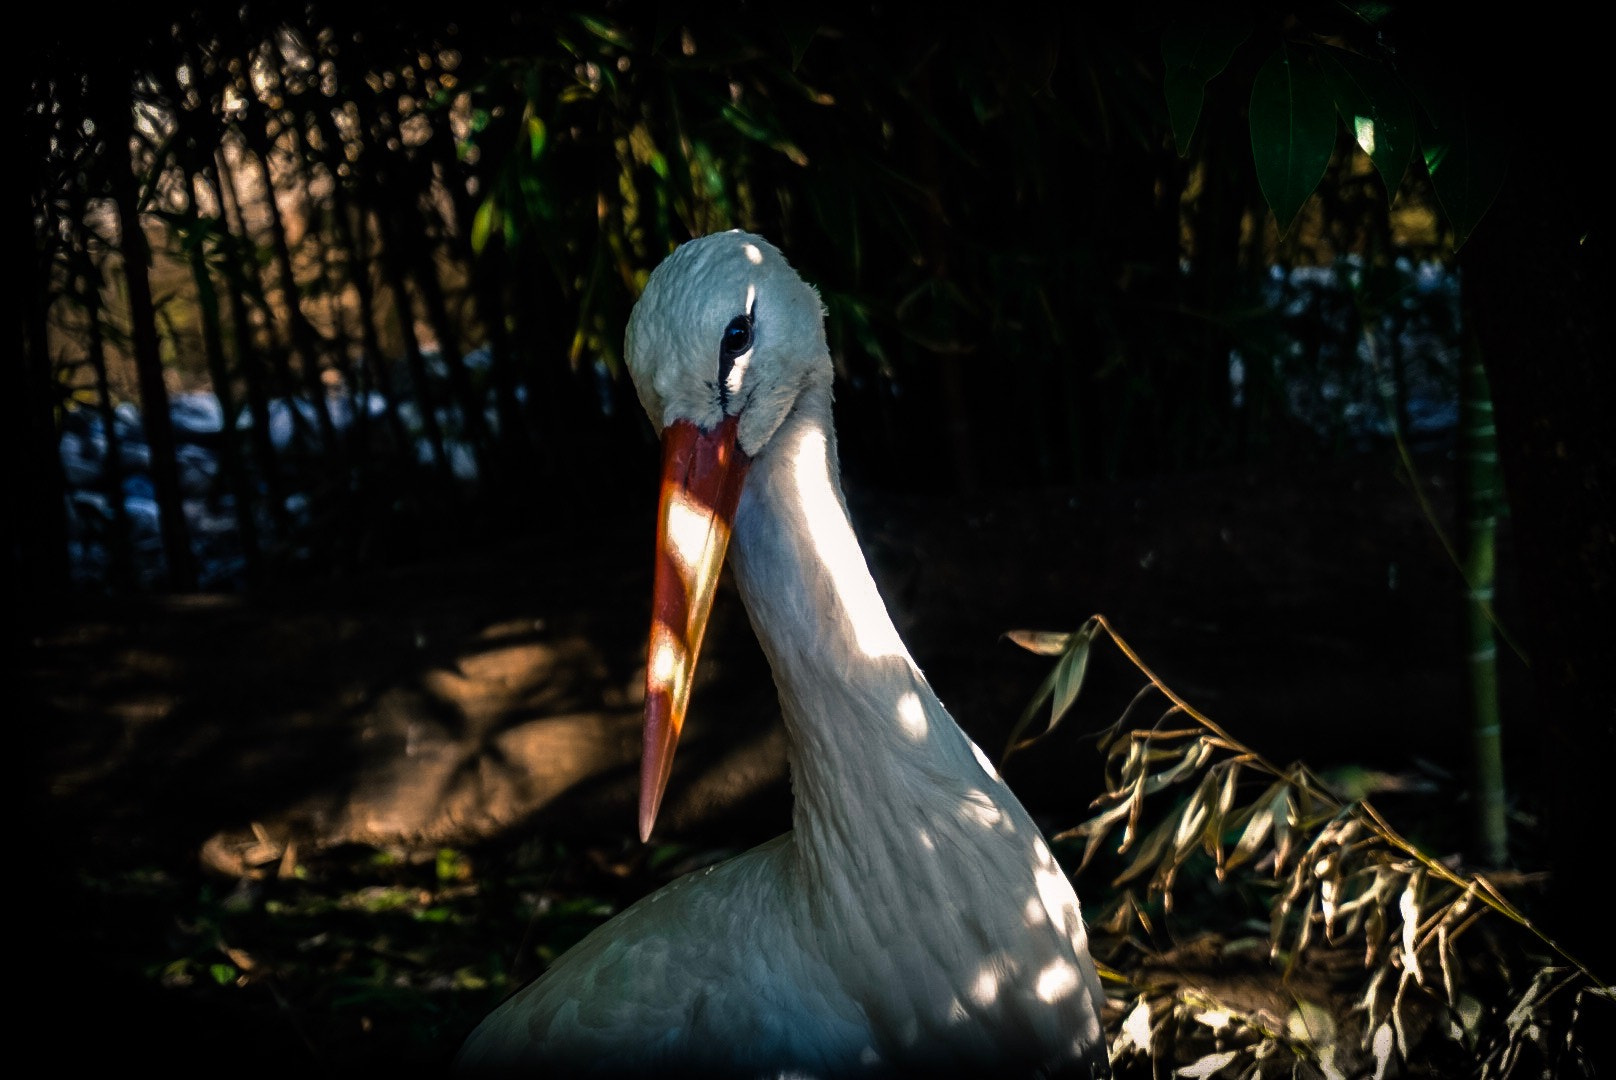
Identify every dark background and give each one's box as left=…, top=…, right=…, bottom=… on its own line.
left=19, top=3, right=1610, bottom=1075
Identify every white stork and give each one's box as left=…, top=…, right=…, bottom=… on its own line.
left=455, top=231, right=1110, bottom=1079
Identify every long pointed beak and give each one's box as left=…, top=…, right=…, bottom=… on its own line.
left=640, top=415, right=750, bottom=842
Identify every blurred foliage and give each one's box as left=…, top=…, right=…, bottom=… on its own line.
left=24, top=1, right=1495, bottom=593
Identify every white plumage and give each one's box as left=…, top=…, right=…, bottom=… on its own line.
left=455, top=231, right=1110, bottom=1079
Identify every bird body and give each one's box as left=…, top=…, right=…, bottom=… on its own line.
left=456, top=232, right=1109, bottom=1079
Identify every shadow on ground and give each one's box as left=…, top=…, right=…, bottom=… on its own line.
left=24, top=450, right=1530, bottom=1075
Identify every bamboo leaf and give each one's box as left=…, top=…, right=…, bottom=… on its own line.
left=1142, top=737, right=1214, bottom=796
left=1173, top=769, right=1218, bottom=859
left=1226, top=780, right=1286, bottom=871
left=1059, top=797, right=1133, bottom=875
left=1315, top=45, right=1415, bottom=194
left=776, top=13, right=820, bottom=70
left=1272, top=785, right=1298, bottom=872
left=1049, top=627, right=1094, bottom=729
left=470, top=196, right=498, bottom=255
left=1004, top=629, right=1073, bottom=657
left=1113, top=805, right=1180, bottom=887
left=1215, top=760, right=1241, bottom=815
left=1175, top=1049, right=1240, bottom=1076
left=1413, top=76, right=1508, bottom=251
left=1249, top=43, right=1337, bottom=236
left=1369, top=1021, right=1395, bottom=1079
left=1117, top=997, right=1153, bottom=1054
left=1161, top=14, right=1252, bottom=156
left=1287, top=998, right=1337, bottom=1047
left=1400, top=871, right=1423, bottom=984
left=1001, top=620, right=1097, bottom=761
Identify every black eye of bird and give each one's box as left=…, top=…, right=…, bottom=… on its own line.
left=720, top=315, right=752, bottom=363
left=718, top=314, right=752, bottom=404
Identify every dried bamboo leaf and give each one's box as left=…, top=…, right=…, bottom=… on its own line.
left=1226, top=780, right=1286, bottom=872
left=1215, top=759, right=1242, bottom=816
left=1368, top=1022, right=1394, bottom=1080
left=1173, top=770, right=1218, bottom=860
left=1057, top=796, right=1133, bottom=874
left=1153, top=860, right=1180, bottom=910
left=1284, top=891, right=1319, bottom=975
left=1392, top=968, right=1416, bottom=1060
left=1121, top=767, right=1150, bottom=851
left=1269, top=891, right=1290, bottom=960
left=1141, top=737, right=1216, bottom=796
left=1114, top=736, right=1147, bottom=790
left=1320, top=873, right=1338, bottom=932
left=1113, top=808, right=1181, bottom=887
left=1286, top=997, right=1336, bottom=1049
left=1004, top=628, right=1073, bottom=657
left=1116, top=996, right=1153, bottom=1054
left=1330, top=866, right=1387, bottom=941
left=1272, top=786, right=1298, bottom=873
left=1438, top=921, right=1456, bottom=1005
left=1364, top=891, right=1388, bottom=967
left=1362, top=962, right=1392, bottom=1030
left=1175, top=1049, right=1240, bottom=1077
left=1399, top=871, right=1424, bottom=986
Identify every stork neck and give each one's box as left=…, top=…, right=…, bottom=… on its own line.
left=729, top=399, right=986, bottom=870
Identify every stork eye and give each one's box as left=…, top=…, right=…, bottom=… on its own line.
left=720, top=315, right=752, bottom=363
left=717, top=314, right=752, bottom=404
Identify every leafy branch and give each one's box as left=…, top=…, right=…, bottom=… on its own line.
left=1008, top=614, right=1611, bottom=1077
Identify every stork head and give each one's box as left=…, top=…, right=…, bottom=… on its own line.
left=626, top=230, right=831, bottom=456
left=625, top=231, right=830, bottom=841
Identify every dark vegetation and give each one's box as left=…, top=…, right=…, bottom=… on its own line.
left=19, top=3, right=1610, bottom=1076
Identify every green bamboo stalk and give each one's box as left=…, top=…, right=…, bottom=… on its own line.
left=1459, top=340, right=1507, bottom=866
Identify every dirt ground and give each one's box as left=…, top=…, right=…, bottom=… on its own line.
left=23, top=447, right=1531, bottom=1074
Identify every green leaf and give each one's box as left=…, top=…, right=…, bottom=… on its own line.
left=1315, top=46, right=1415, bottom=194
left=777, top=13, right=820, bottom=70
left=1002, top=619, right=1098, bottom=761
left=1344, top=2, right=1397, bottom=26
left=1161, top=14, right=1252, bottom=156
left=1049, top=629, right=1093, bottom=729
left=1249, top=44, right=1338, bottom=236
left=470, top=197, right=498, bottom=255
left=435, top=847, right=467, bottom=883
left=1413, top=80, right=1507, bottom=251
left=527, top=115, right=548, bottom=160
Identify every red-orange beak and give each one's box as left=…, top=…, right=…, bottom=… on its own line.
left=640, top=416, right=750, bottom=842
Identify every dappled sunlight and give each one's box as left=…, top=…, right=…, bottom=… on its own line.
left=971, top=966, right=1001, bottom=1007
left=1032, top=839, right=1081, bottom=940
left=662, top=487, right=732, bottom=592
left=647, top=623, right=689, bottom=710
left=1034, top=958, right=1080, bottom=1004
left=896, top=691, right=930, bottom=741
left=957, top=788, right=1004, bottom=829
left=1023, top=895, right=1049, bottom=927
left=724, top=282, right=760, bottom=401
left=789, top=425, right=905, bottom=660
left=969, top=740, right=1002, bottom=781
